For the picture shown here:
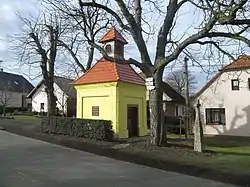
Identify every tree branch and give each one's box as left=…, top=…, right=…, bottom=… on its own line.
left=216, top=0, right=248, bottom=25
left=114, top=0, right=152, bottom=65
left=195, top=40, right=235, bottom=61
left=161, top=16, right=218, bottom=68
left=156, top=0, right=179, bottom=58
left=58, top=40, right=86, bottom=72
left=134, top=0, right=142, bottom=25
left=206, top=32, right=250, bottom=46
left=78, top=0, right=130, bottom=31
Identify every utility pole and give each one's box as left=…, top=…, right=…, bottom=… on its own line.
left=184, top=57, right=190, bottom=139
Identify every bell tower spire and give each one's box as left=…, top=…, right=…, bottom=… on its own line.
left=99, top=27, right=128, bottom=59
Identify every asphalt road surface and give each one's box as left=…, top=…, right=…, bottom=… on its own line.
left=0, top=130, right=234, bottom=187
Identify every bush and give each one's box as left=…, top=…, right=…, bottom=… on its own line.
left=41, top=116, right=114, bottom=141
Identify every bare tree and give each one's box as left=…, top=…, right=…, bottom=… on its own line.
left=43, top=0, right=112, bottom=74
left=47, top=0, right=250, bottom=146
left=164, top=69, right=197, bottom=96
left=11, top=13, right=62, bottom=116
left=0, top=81, right=13, bottom=116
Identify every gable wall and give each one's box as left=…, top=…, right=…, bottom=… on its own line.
left=0, top=90, right=27, bottom=108
left=195, top=69, right=250, bottom=136
left=31, top=83, right=68, bottom=113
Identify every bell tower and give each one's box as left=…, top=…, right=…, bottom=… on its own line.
left=99, top=27, right=128, bottom=59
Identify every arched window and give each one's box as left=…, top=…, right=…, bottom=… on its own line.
left=105, top=44, right=112, bottom=53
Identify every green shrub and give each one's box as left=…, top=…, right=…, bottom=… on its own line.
left=41, top=116, right=114, bottom=141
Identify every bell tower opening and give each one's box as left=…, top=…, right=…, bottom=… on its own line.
left=98, top=27, right=128, bottom=59
left=114, top=42, right=124, bottom=58
left=105, top=44, right=112, bottom=53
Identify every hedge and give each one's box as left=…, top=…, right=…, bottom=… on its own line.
left=41, top=116, right=114, bottom=141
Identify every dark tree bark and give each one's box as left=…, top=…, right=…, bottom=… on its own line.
left=149, top=68, right=164, bottom=145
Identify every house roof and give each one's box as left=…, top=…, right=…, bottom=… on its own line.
left=27, top=76, right=76, bottom=98
left=195, top=55, right=250, bottom=98
left=139, top=72, right=185, bottom=103
left=0, top=71, right=34, bottom=93
left=99, top=27, right=128, bottom=44
left=160, top=82, right=185, bottom=103
left=54, top=76, right=76, bottom=98
left=223, top=55, right=250, bottom=70
left=72, top=58, right=145, bottom=85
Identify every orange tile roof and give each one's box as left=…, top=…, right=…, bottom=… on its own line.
left=223, top=55, right=250, bottom=70
left=99, top=28, right=128, bottom=44
left=72, top=58, right=145, bottom=85
left=195, top=55, right=250, bottom=98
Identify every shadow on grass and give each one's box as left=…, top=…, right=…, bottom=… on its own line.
left=168, top=136, right=250, bottom=156
left=205, top=135, right=250, bottom=148
left=215, top=151, right=250, bottom=156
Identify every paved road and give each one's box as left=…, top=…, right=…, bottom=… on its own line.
left=0, top=131, right=234, bottom=187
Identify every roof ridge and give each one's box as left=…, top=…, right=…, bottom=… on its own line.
left=113, top=62, right=119, bottom=81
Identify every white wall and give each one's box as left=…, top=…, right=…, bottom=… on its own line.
left=195, top=69, right=250, bottom=136
left=0, top=91, right=27, bottom=108
left=31, top=83, right=68, bottom=113
left=146, top=90, right=172, bottom=101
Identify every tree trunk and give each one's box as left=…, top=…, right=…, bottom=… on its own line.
left=149, top=68, right=165, bottom=146
left=45, top=81, right=57, bottom=116
left=149, top=87, right=162, bottom=146
left=159, top=96, right=166, bottom=146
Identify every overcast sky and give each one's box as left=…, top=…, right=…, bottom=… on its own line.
left=0, top=0, right=240, bottom=91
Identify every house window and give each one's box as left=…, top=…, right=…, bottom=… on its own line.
left=40, top=103, right=44, bottom=111
left=205, top=108, right=225, bottom=125
left=92, top=106, right=99, bottom=116
left=231, top=79, right=239, bottom=90
left=248, top=78, right=250, bottom=90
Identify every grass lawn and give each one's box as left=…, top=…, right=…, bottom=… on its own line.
left=0, top=115, right=41, bottom=131
left=163, top=133, right=250, bottom=174
left=12, top=115, right=41, bottom=121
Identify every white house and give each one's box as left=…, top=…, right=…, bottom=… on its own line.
left=27, top=76, right=76, bottom=116
left=194, top=55, right=250, bottom=136
left=0, top=69, right=34, bottom=110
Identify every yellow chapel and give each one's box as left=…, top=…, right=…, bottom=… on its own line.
left=72, top=28, right=147, bottom=138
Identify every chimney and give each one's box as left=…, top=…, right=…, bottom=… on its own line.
left=0, top=68, right=3, bottom=72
